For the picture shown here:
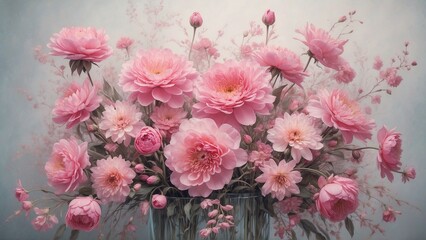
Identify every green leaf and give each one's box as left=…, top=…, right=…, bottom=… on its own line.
left=184, top=201, right=192, bottom=221
left=53, top=224, right=66, bottom=240
left=167, top=202, right=176, bottom=217
left=69, top=230, right=79, bottom=240
left=345, top=217, right=355, bottom=238
left=316, top=233, right=327, bottom=240
left=300, top=219, right=319, bottom=238
left=290, top=229, right=297, bottom=240
left=78, top=186, right=93, bottom=196
left=272, top=84, right=287, bottom=107
left=82, top=61, right=92, bottom=72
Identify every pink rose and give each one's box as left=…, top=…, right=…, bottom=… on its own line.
left=262, top=9, right=276, bottom=26
left=152, top=194, right=167, bottom=209
left=134, top=127, right=162, bottom=155
left=315, top=175, right=359, bottom=222
left=377, top=126, right=402, bottom=182
left=65, top=196, right=101, bottom=231
left=189, top=12, right=203, bottom=28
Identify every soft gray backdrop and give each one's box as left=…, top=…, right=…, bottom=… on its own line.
left=1, top=1, right=425, bottom=239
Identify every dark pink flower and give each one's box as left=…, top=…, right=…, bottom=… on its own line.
left=382, top=207, right=401, bottom=222
left=66, top=196, right=101, bottom=231
left=262, top=9, right=276, bottom=26
left=377, top=126, right=402, bottom=182
left=134, top=127, right=162, bottom=155
left=152, top=194, right=167, bottom=209
left=189, top=12, right=203, bottom=28
left=380, top=67, right=403, bottom=87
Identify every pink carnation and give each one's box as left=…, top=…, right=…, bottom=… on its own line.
left=150, top=104, right=187, bottom=138
left=134, top=127, right=162, bottom=155
left=248, top=141, right=272, bottom=167
left=296, top=24, right=347, bottom=70
left=253, top=46, right=308, bottom=87
left=192, top=61, right=275, bottom=129
left=44, top=138, right=90, bottom=193
left=315, top=175, right=359, bottom=222
left=267, top=112, right=323, bottom=162
left=119, top=48, right=198, bottom=108
left=91, top=156, right=136, bottom=203
left=52, top=80, right=102, bottom=129
left=306, top=89, right=375, bottom=143
left=116, top=37, right=134, bottom=49
left=66, top=196, right=101, bottom=231
left=98, top=101, right=144, bottom=146
left=377, top=126, right=402, bottom=182
left=255, top=159, right=302, bottom=201
left=164, top=118, right=248, bottom=197
left=48, top=27, right=112, bottom=62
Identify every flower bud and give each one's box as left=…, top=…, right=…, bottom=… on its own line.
left=411, top=61, right=417, bottom=66
left=133, top=183, right=142, bottom=191
left=352, top=150, right=361, bottom=160
left=243, top=135, right=252, bottom=144
left=189, top=12, right=203, bottom=28
left=208, top=209, right=219, bottom=218
left=243, top=31, right=249, bottom=37
left=134, top=164, right=145, bottom=173
left=338, top=16, right=347, bottom=23
left=146, top=175, right=160, bottom=185
left=262, top=9, right=275, bottom=26
left=152, top=194, right=167, bottom=209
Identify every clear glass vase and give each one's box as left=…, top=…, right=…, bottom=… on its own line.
left=148, top=193, right=270, bottom=240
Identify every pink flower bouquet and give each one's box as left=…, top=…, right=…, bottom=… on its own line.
left=12, top=5, right=418, bottom=240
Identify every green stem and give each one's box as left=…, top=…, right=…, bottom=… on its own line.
left=295, top=167, right=328, bottom=178
left=188, top=27, right=196, bottom=60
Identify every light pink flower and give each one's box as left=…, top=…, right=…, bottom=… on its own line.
left=134, top=127, right=162, bottom=155
left=267, top=113, right=323, bottom=162
left=99, top=101, right=144, bottom=146
left=44, top=138, right=90, bottom=193
left=150, top=104, right=187, bottom=139
left=296, top=24, right=348, bottom=70
left=91, top=156, right=136, bottom=203
left=52, top=80, right=102, bottom=129
left=277, top=197, right=303, bottom=213
left=152, top=194, right=167, bottom=209
left=31, top=208, right=58, bottom=231
left=382, top=207, right=401, bottom=222
left=192, top=61, right=275, bottom=129
left=15, top=180, right=29, bottom=202
left=65, top=196, right=101, bottom=231
left=333, top=61, right=356, bottom=84
left=140, top=200, right=150, bottom=216
left=48, top=27, right=112, bottom=62
left=164, top=118, right=248, bottom=197
left=314, top=175, right=359, bottom=222
left=116, top=37, right=134, bottom=49
left=21, top=201, right=33, bottom=216
left=371, top=95, right=381, bottom=104
left=255, top=159, right=302, bottom=201
left=306, top=89, right=375, bottom=143
left=262, top=9, right=276, bottom=26
left=402, top=167, right=416, bottom=183
left=373, top=56, right=383, bottom=70
left=380, top=67, right=403, bottom=87
left=119, top=48, right=198, bottom=108
left=248, top=141, right=272, bottom=167
left=377, top=126, right=402, bottom=182
left=189, top=12, right=203, bottom=28
left=253, top=46, right=308, bottom=87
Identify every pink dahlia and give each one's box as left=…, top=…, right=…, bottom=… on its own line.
left=267, top=112, right=323, bottom=162
left=377, top=126, right=402, bottom=182
left=255, top=159, right=302, bottom=201
left=253, top=46, right=308, bottom=86
left=91, top=156, right=136, bottom=203
left=150, top=104, right=187, bottom=138
left=164, top=118, right=248, bottom=197
left=192, top=61, right=275, bottom=129
left=296, top=24, right=347, bottom=70
left=315, top=175, right=359, bottom=222
left=98, top=101, right=145, bottom=146
left=306, top=89, right=375, bottom=143
left=116, top=37, right=134, bottom=50
left=45, top=138, right=90, bottom=194
left=48, top=27, right=112, bottom=62
left=119, top=48, right=198, bottom=108
left=66, top=196, right=101, bottom=231
left=52, top=79, right=102, bottom=129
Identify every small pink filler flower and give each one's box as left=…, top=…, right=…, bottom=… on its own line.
left=377, top=126, right=402, bottom=182
left=116, top=37, right=134, bottom=50
left=91, top=156, right=136, bottom=203
left=66, top=196, right=101, bottom=231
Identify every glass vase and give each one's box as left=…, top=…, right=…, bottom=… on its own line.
left=148, top=193, right=270, bottom=240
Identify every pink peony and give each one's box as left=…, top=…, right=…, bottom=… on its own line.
left=380, top=67, right=403, bottom=87
left=15, top=180, right=29, bottom=202
left=382, top=207, right=401, bottom=222
left=65, top=196, right=101, bottom=231
left=253, top=46, right=308, bottom=87
left=150, top=104, right=187, bottom=138
left=116, top=37, right=134, bottom=49
left=377, top=126, right=402, bottom=182
left=255, top=159, right=302, bottom=201
left=48, top=27, right=112, bottom=62
left=267, top=112, right=323, bottom=162
left=91, top=156, right=136, bottom=203
left=52, top=80, right=102, bottom=129
left=99, top=101, right=144, bottom=146
left=333, top=61, right=356, bottom=84
left=44, top=138, right=90, bottom=193
left=402, top=167, right=416, bottom=183
left=134, top=127, right=162, bottom=155
left=189, top=12, right=203, bottom=28
left=192, top=61, right=275, bottom=129
left=262, top=9, right=276, bottom=26
left=151, top=194, right=167, bottom=209
left=119, top=48, right=198, bottom=108
left=296, top=24, right=348, bottom=70
left=315, top=175, right=359, bottom=222
left=306, top=89, right=375, bottom=143
left=164, top=118, right=248, bottom=197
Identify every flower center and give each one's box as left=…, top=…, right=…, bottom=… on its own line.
left=189, top=141, right=222, bottom=173
left=106, top=172, right=121, bottom=187
left=288, top=130, right=302, bottom=143
left=115, top=115, right=129, bottom=129
left=274, top=174, right=289, bottom=187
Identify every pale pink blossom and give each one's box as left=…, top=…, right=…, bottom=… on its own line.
left=31, top=208, right=58, bottom=231
left=380, top=67, right=403, bottom=87
left=314, top=175, right=359, bottom=222
left=99, top=101, right=145, bottom=146
left=21, top=201, right=33, bottom=216
left=277, top=197, right=303, bottom=213
left=152, top=194, right=167, bottom=209
left=267, top=113, right=323, bottom=162
left=199, top=228, right=212, bottom=238
left=52, top=80, right=102, bottom=129
left=253, top=46, right=308, bottom=87
left=373, top=56, right=383, bottom=70
left=44, top=138, right=90, bottom=193
left=262, top=9, right=276, bottom=26
left=104, top=143, right=118, bottom=153
left=333, top=62, right=356, bottom=84
left=296, top=24, right=348, bottom=70
left=255, top=159, right=302, bottom=201
left=382, top=207, right=401, bottom=222
left=248, top=141, right=272, bottom=167
left=91, top=156, right=136, bottom=203
left=140, top=200, right=150, bottom=216
left=192, top=61, right=275, bottom=129
left=15, top=180, right=29, bottom=202
left=371, top=95, right=381, bottom=104
left=48, top=27, right=112, bottom=62
left=306, top=89, right=375, bottom=143
left=402, top=167, right=416, bottom=183
left=65, top=196, right=101, bottom=231
left=377, top=126, right=402, bottom=182
left=338, top=16, right=347, bottom=23
left=116, top=37, right=134, bottom=49
left=150, top=104, right=187, bottom=139
left=119, top=48, right=198, bottom=108
left=189, top=12, right=203, bottom=28
left=134, top=127, right=162, bottom=155
left=164, top=118, right=248, bottom=197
